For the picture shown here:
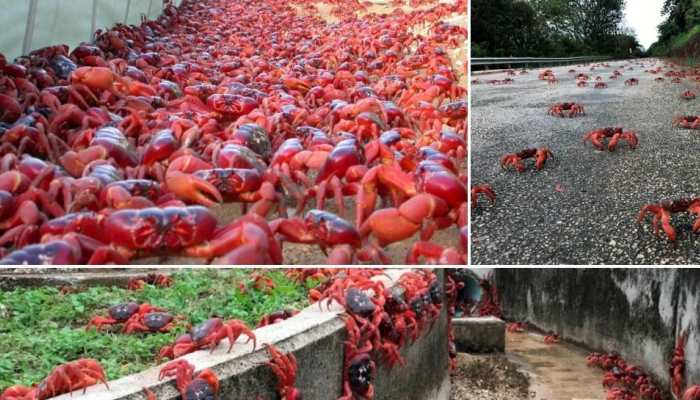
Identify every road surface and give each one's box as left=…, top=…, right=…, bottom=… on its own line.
left=471, top=58, right=700, bottom=264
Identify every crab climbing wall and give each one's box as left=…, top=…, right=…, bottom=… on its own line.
left=0, top=0, right=185, bottom=61
left=495, top=269, right=700, bottom=390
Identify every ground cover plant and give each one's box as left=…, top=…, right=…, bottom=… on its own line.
left=0, top=269, right=312, bottom=390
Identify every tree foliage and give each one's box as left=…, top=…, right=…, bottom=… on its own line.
left=651, top=0, right=700, bottom=57
left=472, top=0, right=641, bottom=57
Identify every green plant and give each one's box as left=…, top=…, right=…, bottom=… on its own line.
left=0, top=269, right=311, bottom=390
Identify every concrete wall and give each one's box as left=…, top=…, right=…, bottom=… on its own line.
left=495, top=269, right=700, bottom=389
left=49, top=269, right=449, bottom=400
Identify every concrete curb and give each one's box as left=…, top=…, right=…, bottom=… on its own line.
left=0, top=270, right=176, bottom=290
left=44, top=269, right=449, bottom=400
left=452, top=317, right=505, bottom=353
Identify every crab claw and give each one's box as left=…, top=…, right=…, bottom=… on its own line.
left=500, top=154, right=524, bottom=172
left=142, top=129, right=177, bottom=166
left=70, top=66, right=115, bottom=91
left=471, top=184, right=495, bottom=209
left=638, top=204, right=676, bottom=241
left=534, top=148, right=553, bottom=170
left=165, top=171, right=223, bottom=207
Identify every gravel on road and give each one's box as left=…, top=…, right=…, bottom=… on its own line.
left=471, top=59, right=700, bottom=264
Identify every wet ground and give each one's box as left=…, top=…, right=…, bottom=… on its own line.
left=452, top=331, right=606, bottom=400
left=471, top=58, right=700, bottom=264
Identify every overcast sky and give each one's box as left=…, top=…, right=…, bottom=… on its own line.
left=624, top=0, right=665, bottom=50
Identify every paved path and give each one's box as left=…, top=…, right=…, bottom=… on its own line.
left=471, top=58, right=700, bottom=264
left=506, top=331, right=606, bottom=400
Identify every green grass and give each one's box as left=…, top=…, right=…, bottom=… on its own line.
left=671, top=25, right=700, bottom=51
left=0, top=269, right=313, bottom=390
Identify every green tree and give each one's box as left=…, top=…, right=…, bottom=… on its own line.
left=472, top=0, right=631, bottom=58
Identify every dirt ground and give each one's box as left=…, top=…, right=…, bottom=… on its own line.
left=452, top=331, right=609, bottom=400
left=451, top=353, right=530, bottom=400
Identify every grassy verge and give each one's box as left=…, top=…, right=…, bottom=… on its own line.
left=0, top=269, right=313, bottom=390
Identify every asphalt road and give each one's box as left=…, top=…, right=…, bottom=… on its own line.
left=471, top=58, right=700, bottom=265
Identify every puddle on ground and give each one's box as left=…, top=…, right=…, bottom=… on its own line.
left=506, top=331, right=607, bottom=400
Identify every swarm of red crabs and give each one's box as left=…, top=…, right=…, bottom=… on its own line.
left=0, top=0, right=466, bottom=265
left=310, top=269, right=446, bottom=399
left=1, top=268, right=451, bottom=400
left=586, top=351, right=663, bottom=400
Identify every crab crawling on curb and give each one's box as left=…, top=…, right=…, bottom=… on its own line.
left=637, top=198, right=700, bottom=241
left=582, top=128, right=638, bottom=152
left=500, top=148, right=553, bottom=172
left=144, top=360, right=219, bottom=400
left=548, top=102, right=585, bottom=118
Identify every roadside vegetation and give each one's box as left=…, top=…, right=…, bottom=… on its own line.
left=472, top=0, right=642, bottom=58
left=0, top=270, right=312, bottom=390
left=649, top=0, right=700, bottom=63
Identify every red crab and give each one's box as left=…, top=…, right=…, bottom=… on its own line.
left=157, top=360, right=219, bottom=400
left=671, top=332, right=687, bottom=398
left=638, top=198, right=700, bottom=241
left=264, top=344, right=302, bottom=400
left=506, top=322, right=527, bottom=333
left=122, top=310, right=179, bottom=334
left=339, top=315, right=376, bottom=400
left=471, top=184, right=495, bottom=209
left=582, top=127, right=638, bottom=152
left=548, top=102, right=585, bottom=118
left=594, top=82, right=608, bottom=89
left=127, top=273, right=173, bottom=290
left=242, top=272, right=276, bottom=293
left=0, top=359, right=109, bottom=400
left=538, top=70, right=555, bottom=80
left=681, top=90, right=697, bottom=100
left=543, top=333, right=560, bottom=344
left=86, top=302, right=164, bottom=331
left=685, top=386, right=700, bottom=400
left=674, top=115, right=700, bottom=129
left=272, top=209, right=361, bottom=264
left=624, top=78, right=638, bottom=86
left=500, top=148, right=553, bottom=172
left=257, top=309, right=299, bottom=327
left=406, top=230, right=467, bottom=265
left=157, top=317, right=256, bottom=359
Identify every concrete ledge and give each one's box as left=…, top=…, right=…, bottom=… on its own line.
left=452, top=316, right=505, bottom=353
left=47, top=269, right=448, bottom=400
left=0, top=270, right=172, bottom=290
